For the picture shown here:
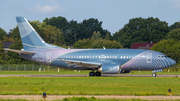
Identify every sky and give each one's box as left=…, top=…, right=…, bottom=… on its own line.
left=0, top=0, right=180, bottom=34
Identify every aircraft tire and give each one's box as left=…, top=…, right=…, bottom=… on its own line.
left=89, top=72, right=95, bottom=76
left=152, top=73, right=157, bottom=77
left=95, top=72, right=101, bottom=76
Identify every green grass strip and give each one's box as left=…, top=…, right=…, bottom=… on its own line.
left=0, top=77, right=180, bottom=95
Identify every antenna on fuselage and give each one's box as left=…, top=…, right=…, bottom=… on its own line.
left=103, top=46, right=106, bottom=49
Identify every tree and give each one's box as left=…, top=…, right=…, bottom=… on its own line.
left=0, top=27, right=7, bottom=41
left=151, top=39, right=180, bottom=64
left=2, top=37, right=14, bottom=41
left=10, top=26, right=21, bottom=41
left=90, top=39, right=123, bottom=49
left=112, top=30, right=123, bottom=42
left=73, top=38, right=123, bottom=49
left=91, top=31, right=101, bottom=40
left=115, top=17, right=170, bottom=48
left=167, top=28, right=180, bottom=41
left=73, top=38, right=93, bottom=49
left=55, top=28, right=65, bottom=46
left=43, top=16, right=68, bottom=31
left=0, top=41, right=6, bottom=64
left=170, top=22, right=180, bottom=30
left=43, top=16, right=111, bottom=45
left=65, top=20, right=79, bottom=45
left=80, top=18, right=111, bottom=39
left=105, top=32, right=112, bottom=40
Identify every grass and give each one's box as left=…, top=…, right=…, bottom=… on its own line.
left=0, top=70, right=180, bottom=75
left=0, top=70, right=91, bottom=75
left=0, top=99, right=28, bottom=101
left=58, top=97, right=180, bottom=101
left=0, top=76, right=180, bottom=95
left=1, top=98, right=180, bottom=101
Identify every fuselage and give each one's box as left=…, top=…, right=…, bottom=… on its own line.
left=8, top=16, right=176, bottom=76
left=20, top=48, right=176, bottom=72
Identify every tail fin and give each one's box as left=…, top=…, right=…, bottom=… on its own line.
left=16, top=17, right=60, bottom=50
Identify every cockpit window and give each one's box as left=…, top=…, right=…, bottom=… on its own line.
left=157, top=54, right=167, bottom=58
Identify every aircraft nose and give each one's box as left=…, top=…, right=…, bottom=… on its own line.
left=169, top=58, right=176, bottom=66
left=172, top=59, right=176, bottom=65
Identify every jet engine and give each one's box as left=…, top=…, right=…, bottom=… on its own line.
left=98, top=64, right=131, bottom=74
left=98, top=64, right=121, bottom=74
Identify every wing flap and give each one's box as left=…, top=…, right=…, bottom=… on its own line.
left=4, top=48, right=35, bottom=54
left=60, top=59, right=102, bottom=68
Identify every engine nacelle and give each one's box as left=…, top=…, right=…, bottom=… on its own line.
left=98, top=64, right=121, bottom=74
left=97, top=64, right=131, bottom=74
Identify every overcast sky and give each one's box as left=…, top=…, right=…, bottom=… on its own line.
left=0, top=0, right=180, bottom=34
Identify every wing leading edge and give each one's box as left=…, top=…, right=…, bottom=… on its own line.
left=60, top=59, right=102, bottom=69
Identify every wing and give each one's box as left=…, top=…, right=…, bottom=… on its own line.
left=4, top=48, right=35, bottom=54
left=60, top=59, right=102, bottom=69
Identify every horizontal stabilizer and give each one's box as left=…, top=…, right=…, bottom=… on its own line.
left=4, top=48, right=35, bottom=54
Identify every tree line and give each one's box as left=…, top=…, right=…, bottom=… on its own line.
left=0, top=16, right=180, bottom=65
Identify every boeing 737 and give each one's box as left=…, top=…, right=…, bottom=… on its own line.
left=5, top=17, right=176, bottom=76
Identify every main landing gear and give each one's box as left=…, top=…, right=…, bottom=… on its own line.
left=89, top=71, right=101, bottom=76
left=152, top=73, right=157, bottom=77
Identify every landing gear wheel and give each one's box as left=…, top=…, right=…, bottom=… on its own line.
left=95, top=72, right=101, bottom=76
left=152, top=73, right=157, bottom=77
left=89, top=72, right=95, bottom=76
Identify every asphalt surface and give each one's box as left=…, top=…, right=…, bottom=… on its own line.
left=0, top=74, right=179, bottom=77
left=0, top=95, right=180, bottom=100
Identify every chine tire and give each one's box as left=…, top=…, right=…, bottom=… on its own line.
left=95, top=72, right=101, bottom=76
left=152, top=73, right=157, bottom=77
left=89, top=72, right=95, bottom=76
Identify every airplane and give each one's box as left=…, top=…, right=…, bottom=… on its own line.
left=5, top=17, right=176, bottom=77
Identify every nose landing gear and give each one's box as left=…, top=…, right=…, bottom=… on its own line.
left=152, top=73, right=157, bottom=77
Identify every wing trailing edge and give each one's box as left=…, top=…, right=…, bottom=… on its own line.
left=60, top=59, right=102, bottom=68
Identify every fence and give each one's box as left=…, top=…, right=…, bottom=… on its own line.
left=0, top=64, right=52, bottom=71
left=0, top=64, right=179, bottom=71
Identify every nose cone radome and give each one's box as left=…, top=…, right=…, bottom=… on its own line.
left=172, top=59, right=176, bottom=66
left=169, top=58, right=176, bottom=66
